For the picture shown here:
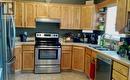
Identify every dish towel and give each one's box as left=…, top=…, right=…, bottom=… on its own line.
left=90, top=62, right=95, bottom=80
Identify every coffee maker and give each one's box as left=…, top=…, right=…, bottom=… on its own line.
left=83, top=30, right=104, bottom=44
left=20, top=32, right=27, bottom=42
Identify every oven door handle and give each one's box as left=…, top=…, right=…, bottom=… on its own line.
left=35, top=48, right=61, bottom=50
left=37, top=66, right=58, bottom=68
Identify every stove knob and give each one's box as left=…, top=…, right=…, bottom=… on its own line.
left=55, top=34, right=58, bottom=37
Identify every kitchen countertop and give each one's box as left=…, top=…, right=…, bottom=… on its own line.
left=15, top=42, right=35, bottom=46
left=15, top=41, right=130, bottom=67
left=62, top=42, right=130, bottom=67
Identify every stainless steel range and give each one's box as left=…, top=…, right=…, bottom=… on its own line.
left=35, top=33, right=61, bottom=73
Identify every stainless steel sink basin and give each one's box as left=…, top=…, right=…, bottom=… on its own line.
left=95, top=48, right=110, bottom=51
left=89, top=45, right=112, bottom=51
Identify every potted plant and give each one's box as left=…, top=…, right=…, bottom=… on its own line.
left=117, top=42, right=128, bottom=57
left=127, top=45, right=130, bottom=60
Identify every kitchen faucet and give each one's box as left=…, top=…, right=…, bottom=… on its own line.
left=100, top=33, right=115, bottom=50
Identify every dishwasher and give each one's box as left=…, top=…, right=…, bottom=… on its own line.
left=95, top=54, right=112, bottom=80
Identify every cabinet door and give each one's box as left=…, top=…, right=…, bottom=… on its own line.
left=22, top=51, right=34, bottom=71
left=112, top=70, right=127, bottom=80
left=48, top=4, right=61, bottom=19
left=116, top=0, right=127, bottom=33
left=36, top=3, right=48, bottom=18
left=14, top=46, right=22, bottom=70
left=80, top=5, right=95, bottom=30
left=71, top=5, right=81, bottom=29
left=15, top=2, right=24, bottom=28
left=85, top=54, right=91, bottom=77
left=72, top=46, right=85, bottom=72
left=61, top=46, right=72, bottom=70
left=84, top=48, right=92, bottom=77
left=128, top=0, right=130, bottom=11
left=61, top=5, right=72, bottom=29
left=24, top=3, right=36, bottom=28
left=61, top=51, right=72, bottom=70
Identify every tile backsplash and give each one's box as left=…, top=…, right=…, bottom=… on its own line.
left=16, top=22, right=82, bottom=37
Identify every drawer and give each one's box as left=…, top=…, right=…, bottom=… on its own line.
left=62, top=46, right=72, bottom=51
left=23, top=45, right=34, bottom=51
left=86, top=48, right=92, bottom=56
left=113, top=61, right=128, bottom=76
left=23, top=51, right=34, bottom=54
left=62, top=50, right=72, bottom=54
left=112, top=70, right=127, bottom=80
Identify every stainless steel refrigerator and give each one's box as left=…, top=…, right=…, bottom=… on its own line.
left=0, top=3, right=15, bottom=80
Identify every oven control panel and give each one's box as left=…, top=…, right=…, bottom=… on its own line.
left=36, top=33, right=59, bottom=38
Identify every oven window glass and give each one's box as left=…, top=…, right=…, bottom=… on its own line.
left=38, top=49, right=58, bottom=59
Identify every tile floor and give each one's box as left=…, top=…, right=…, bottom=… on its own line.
left=15, top=71, right=89, bottom=80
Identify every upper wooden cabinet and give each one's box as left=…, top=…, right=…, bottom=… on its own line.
left=116, top=0, right=127, bottom=33
left=80, top=5, right=95, bottom=30
left=72, top=46, right=85, bottom=72
left=61, top=5, right=72, bottom=29
left=36, top=3, right=48, bottom=18
left=61, top=5, right=81, bottom=30
left=71, top=5, right=81, bottom=29
left=24, top=2, right=36, bottom=28
left=15, top=2, right=24, bottom=28
left=128, top=0, right=130, bottom=11
left=15, top=2, right=36, bottom=28
left=48, top=4, right=61, bottom=19
left=15, top=2, right=95, bottom=30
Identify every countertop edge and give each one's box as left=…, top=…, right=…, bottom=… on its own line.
left=15, top=42, right=130, bottom=67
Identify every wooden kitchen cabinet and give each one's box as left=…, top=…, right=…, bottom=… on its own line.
left=112, top=61, right=129, bottom=80
left=14, top=46, right=22, bottom=71
left=84, top=48, right=92, bottom=77
left=15, top=2, right=24, bottom=28
left=116, top=0, right=127, bottom=33
left=72, top=46, right=85, bottom=72
left=48, top=4, right=61, bottom=19
left=112, top=70, right=127, bottom=80
left=24, top=2, right=36, bottom=28
left=22, top=45, right=34, bottom=71
left=61, top=5, right=81, bottom=30
left=61, top=46, right=72, bottom=70
left=36, top=3, right=48, bottom=18
left=80, top=5, right=95, bottom=30
left=23, top=51, right=34, bottom=71
left=71, top=5, right=81, bottom=29
left=61, top=5, right=72, bottom=29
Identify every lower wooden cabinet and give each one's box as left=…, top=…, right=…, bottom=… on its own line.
left=22, top=45, right=34, bottom=71
left=72, top=46, right=85, bottom=72
left=61, top=46, right=72, bottom=70
left=14, top=46, right=22, bottom=71
left=84, top=48, right=92, bottom=77
left=112, top=70, right=127, bottom=80
left=112, top=61, right=128, bottom=80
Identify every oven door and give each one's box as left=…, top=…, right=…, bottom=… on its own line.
left=35, top=47, right=61, bottom=65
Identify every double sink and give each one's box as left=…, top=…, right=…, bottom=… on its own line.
left=89, top=45, right=113, bottom=51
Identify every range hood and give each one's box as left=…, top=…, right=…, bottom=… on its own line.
left=36, top=17, right=60, bottom=23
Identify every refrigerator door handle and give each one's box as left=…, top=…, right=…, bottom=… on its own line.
left=7, top=56, right=15, bottom=64
left=10, top=15, right=15, bottom=48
